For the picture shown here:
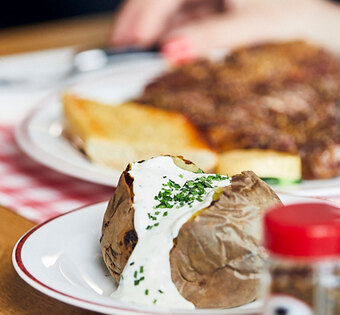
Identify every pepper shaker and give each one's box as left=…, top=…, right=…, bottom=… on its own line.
left=262, top=202, right=340, bottom=315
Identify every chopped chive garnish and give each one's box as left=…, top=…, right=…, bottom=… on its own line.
left=153, top=299, right=157, bottom=304
left=150, top=173, right=229, bottom=228
left=140, top=266, right=144, bottom=273
left=134, top=280, right=139, bottom=286
left=134, top=271, right=137, bottom=278
left=139, top=276, right=145, bottom=282
left=145, top=289, right=149, bottom=295
left=158, top=289, right=164, bottom=294
left=129, top=262, right=135, bottom=266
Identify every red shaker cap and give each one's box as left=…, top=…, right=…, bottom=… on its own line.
left=264, top=203, right=340, bottom=258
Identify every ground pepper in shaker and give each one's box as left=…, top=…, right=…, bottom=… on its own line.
left=262, top=202, right=340, bottom=315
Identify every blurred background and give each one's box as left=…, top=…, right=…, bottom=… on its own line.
left=0, top=0, right=124, bottom=55
left=1, top=0, right=122, bottom=28
left=2, top=0, right=340, bottom=57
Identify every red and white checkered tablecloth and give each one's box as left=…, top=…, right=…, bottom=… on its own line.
left=2, top=119, right=340, bottom=224
left=1, top=122, right=340, bottom=223
left=0, top=125, right=113, bottom=223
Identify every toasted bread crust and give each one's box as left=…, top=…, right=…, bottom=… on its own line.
left=63, top=94, right=217, bottom=171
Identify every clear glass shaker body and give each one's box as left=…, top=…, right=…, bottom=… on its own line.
left=315, top=260, right=340, bottom=315
left=262, top=255, right=340, bottom=315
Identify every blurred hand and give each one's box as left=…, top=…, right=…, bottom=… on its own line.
left=109, top=0, right=340, bottom=62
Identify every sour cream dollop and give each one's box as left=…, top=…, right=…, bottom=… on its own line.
left=111, top=156, right=231, bottom=309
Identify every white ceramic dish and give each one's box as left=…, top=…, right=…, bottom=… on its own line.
left=15, top=55, right=340, bottom=195
left=13, top=194, right=325, bottom=315
left=16, top=55, right=168, bottom=187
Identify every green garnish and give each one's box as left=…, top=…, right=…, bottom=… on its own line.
left=145, top=289, right=149, bottom=295
left=147, top=173, right=228, bottom=230
left=154, top=174, right=227, bottom=209
left=158, top=289, right=164, bottom=294
left=153, top=299, right=157, bottom=304
left=129, top=262, right=135, bottom=266
left=261, top=177, right=302, bottom=186
left=133, top=266, right=145, bottom=286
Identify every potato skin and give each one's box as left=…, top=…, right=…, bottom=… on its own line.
left=100, top=157, right=197, bottom=282
left=100, top=166, right=282, bottom=308
left=170, top=171, right=282, bottom=308
left=100, top=168, right=137, bottom=282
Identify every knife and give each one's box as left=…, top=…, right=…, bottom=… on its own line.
left=0, top=46, right=160, bottom=87
left=73, top=46, right=159, bottom=72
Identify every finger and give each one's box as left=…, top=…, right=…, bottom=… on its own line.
left=109, top=0, right=184, bottom=48
left=108, top=0, right=140, bottom=46
left=164, top=0, right=227, bottom=33
left=161, top=8, right=300, bottom=62
left=161, top=35, right=198, bottom=64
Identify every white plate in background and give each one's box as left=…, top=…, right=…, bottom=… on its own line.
left=15, top=54, right=340, bottom=196
left=16, top=55, right=167, bottom=187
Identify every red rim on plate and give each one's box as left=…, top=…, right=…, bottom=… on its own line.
left=12, top=202, right=260, bottom=315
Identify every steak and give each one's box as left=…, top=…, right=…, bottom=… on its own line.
left=138, top=42, right=340, bottom=179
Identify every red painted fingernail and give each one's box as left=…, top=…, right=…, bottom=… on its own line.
left=161, top=36, right=197, bottom=64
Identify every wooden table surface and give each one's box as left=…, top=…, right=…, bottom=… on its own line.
left=0, top=13, right=112, bottom=56
left=0, top=206, right=100, bottom=314
left=0, top=14, right=111, bottom=315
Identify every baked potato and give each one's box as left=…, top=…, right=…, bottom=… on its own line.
left=100, top=156, right=282, bottom=309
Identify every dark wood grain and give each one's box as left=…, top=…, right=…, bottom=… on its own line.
left=0, top=206, right=99, bottom=314
left=0, top=13, right=112, bottom=56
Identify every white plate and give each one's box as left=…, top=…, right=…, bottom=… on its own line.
left=16, top=55, right=168, bottom=187
left=13, top=194, right=325, bottom=315
left=15, top=55, right=340, bottom=195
